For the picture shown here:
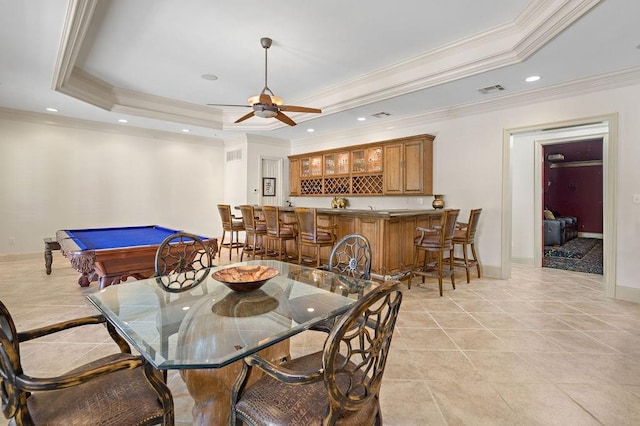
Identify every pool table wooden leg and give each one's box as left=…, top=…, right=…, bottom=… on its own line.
left=78, top=274, right=91, bottom=287
left=43, top=237, right=60, bottom=275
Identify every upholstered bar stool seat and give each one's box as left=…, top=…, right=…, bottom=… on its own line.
left=262, top=205, right=297, bottom=261
left=217, top=204, right=245, bottom=261
left=294, top=207, right=337, bottom=267
left=239, top=205, right=267, bottom=261
left=452, top=208, right=482, bottom=283
left=409, top=209, right=460, bottom=296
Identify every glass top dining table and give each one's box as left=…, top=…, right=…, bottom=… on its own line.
left=87, top=259, right=379, bottom=371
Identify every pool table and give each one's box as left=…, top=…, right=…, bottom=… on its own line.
left=56, top=225, right=218, bottom=289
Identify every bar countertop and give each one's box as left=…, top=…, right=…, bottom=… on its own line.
left=237, top=206, right=443, bottom=218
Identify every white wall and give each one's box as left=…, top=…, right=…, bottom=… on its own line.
left=290, top=83, right=640, bottom=293
left=0, top=118, right=225, bottom=255
left=245, top=135, right=291, bottom=207
left=3, top=82, right=640, bottom=296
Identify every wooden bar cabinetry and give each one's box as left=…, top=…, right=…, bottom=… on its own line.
left=288, top=134, right=433, bottom=197
left=246, top=206, right=443, bottom=278
left=384, top=135, right=433, bottom=195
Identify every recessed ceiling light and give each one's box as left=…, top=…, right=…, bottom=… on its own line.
left=118, top=119, right=128, bottom=123
left=201, top=74, right=218, bottom=81
left=525, top=75, right=541, bottom=82
left=307, top=128, right=315, bottom=133
left=45, top=107, right=58, bottom=112
left=182, top=129, right=190, bottom=133
left=357, top=117, right=366, bottom=121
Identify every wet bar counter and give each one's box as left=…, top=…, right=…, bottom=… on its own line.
left=245, top=206, right=445, bottom=278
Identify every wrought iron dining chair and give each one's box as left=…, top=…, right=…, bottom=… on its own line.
left=326, top=233, right=372, bottom=280
left=294, top=207, right=337, bottom=267
left=230, top=281, right=402, bottom=426
left=304, top=233, right=373, bottom=333
left=154, top=231, right=214, bottom=364
left=154, top=231, right=215, bottom=291
left=452, top=208, right=482, bottom=283
left=409, top=209, right=460, bottom=296
left=239, top=205, right=267, bottom=261
left=0, top=300, right=174, bottom=426
left=217, top=204, right=245, bottom=260
left=262, top=205, right=297, bottom=261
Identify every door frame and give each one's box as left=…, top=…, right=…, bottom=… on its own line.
left=502, top=113, right=617, bottom=298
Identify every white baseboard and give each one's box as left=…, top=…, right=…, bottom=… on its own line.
left=482, top=265, right=502, bottom=279
left=615, top=285, right=640, bottom=304
left=511, top=257, right=535, bottom=266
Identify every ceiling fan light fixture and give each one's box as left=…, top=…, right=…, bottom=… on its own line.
left=208, top=37, right=320, bottom=126
left=248, top=94, right=283, bottom=105
left=254, top=109, right=278, bottom=118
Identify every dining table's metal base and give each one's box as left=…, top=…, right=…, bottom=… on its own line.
left=180, top=339, right=290, bottom=426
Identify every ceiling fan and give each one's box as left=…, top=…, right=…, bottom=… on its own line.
left=207, top=37, right=321, bottom=126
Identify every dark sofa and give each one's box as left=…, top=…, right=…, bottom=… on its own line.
left=543, top=212, right=578, bottom=246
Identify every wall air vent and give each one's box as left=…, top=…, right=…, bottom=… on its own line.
left=478, top=84, right=505, bottom=95
left=226, top=149, right=242, bottom=162
left=371, top=112, right=391, bottom=118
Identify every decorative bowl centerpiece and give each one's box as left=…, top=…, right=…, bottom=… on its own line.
left=212, top=265, right=279, bottom=292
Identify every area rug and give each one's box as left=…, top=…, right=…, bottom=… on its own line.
left=543, top=237, right=603, bottom=275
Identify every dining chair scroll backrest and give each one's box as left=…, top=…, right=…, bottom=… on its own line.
left=231, top=281, right=403, bottom=426
left=154, top=231, right=213, bottom=292
left=326, top=233, right=372, bottom=280
left=0, top=300, right=174, bottom=425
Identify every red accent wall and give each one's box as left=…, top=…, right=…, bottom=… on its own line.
left=543, top=140, right=603, bottom=234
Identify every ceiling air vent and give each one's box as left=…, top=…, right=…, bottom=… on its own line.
left=371, top=112, right=391, bottom=118
left=226, top=149, right=242, bottom=162
left=478, top=84, right=505, bottom=95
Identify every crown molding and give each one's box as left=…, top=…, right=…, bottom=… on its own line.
left=52, top=0, right=98, bottom=91
left=0, top=106, right=224, bottom=146
left=292, top=65, right=640, bottom=149
left=292, top=0, right=603, bottom=114
left=52, top=0, right=602, bottom=133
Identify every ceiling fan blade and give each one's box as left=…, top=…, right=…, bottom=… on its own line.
left=279, top=105, right=322, bottom=114
left=207, top=103, right=251, bottom=108
left=235, top=111, right=256, bottom=123
left=275, top=111, right=297, bottom=126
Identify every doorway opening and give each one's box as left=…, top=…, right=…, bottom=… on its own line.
left=540, top=137, right=604, bottom=275
left=260, top=157, right=284, bottom=207
left=502, top=113, right=617, bottom=298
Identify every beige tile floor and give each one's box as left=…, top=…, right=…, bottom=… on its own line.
left=2, top=252, right=640, bottom=425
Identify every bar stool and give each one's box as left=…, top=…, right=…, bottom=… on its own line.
left=217, top=204, right=245, bottom=261
left=239, top=205, right=267, bottom=261
left=409, top=209, right=460, bottom=296
left=452, top=208, right=482, bottom=283
left=294, top=207, right=337, bottom=267
left=262, top=206, right=297, bottom=261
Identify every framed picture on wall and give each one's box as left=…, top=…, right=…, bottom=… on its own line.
left=262, top=177, right=276, bottom=196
